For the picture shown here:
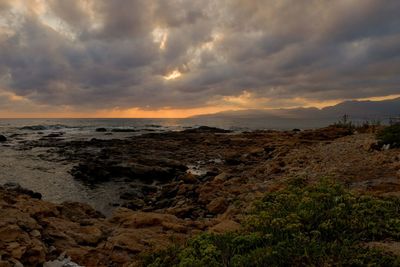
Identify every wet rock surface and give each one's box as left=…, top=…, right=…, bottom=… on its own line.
left=14, top=126, right=359, bottom=220
left=2, top=126, right=400, bottom=266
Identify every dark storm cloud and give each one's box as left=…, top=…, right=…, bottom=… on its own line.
left=0, top=0, right=399, bottom=111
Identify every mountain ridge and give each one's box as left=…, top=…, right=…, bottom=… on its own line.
left=191, top=97, right=400, bottom=120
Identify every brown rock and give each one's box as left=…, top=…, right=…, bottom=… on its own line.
left=197, top=182, right=221, bottom=204
left=213, top=172, right=229, bottom=182
left=30, top=229, right=41, bottom=238
left=60, top=201, right=105, bottom=222
left=7, top=242, right=26, bottom=259
left=70, top=225, right=103, bottom=245
left=109, top=208, right=181, bottom=228
left=207, top=197, right=228, bottom=214
left=23, top=241, right=47, bottom=266
left=0, top=225, right=29, bottom=243
left=161, top=222, right=188, bottom=233
left=209, top=220, right=240, bottom=233
left=0, top=261, right=12, bottom=267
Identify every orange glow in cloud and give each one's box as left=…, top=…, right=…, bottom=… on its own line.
left=1, top=92, right=399, bottom=118
left=0, top=105, right=238, bottom=118
left=163, top=70, right=182, bottom=80
left=94, top=106, right=236, bottom=118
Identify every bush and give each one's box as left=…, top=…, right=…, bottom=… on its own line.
left=376, top=124, right=400, bottom=148
left=332, top=114, right=354, bottom=130
left=143, top=179, right=400, bottom=266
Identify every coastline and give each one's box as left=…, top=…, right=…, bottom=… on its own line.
left=0, top=125, right=400, bottom=266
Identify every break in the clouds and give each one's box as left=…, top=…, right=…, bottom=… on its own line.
left=0, top=0, right=399, bottom=116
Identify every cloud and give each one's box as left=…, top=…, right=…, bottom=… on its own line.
left=0, top=0, right=399, bottom=115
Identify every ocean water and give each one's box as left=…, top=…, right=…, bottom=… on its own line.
left=0, top=117, right=336, bottom=137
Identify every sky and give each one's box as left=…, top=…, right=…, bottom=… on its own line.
left=0, top=0, right=399, bottom=118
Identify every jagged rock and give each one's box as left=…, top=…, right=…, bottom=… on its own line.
left=71, top=161, right=183, bottom=183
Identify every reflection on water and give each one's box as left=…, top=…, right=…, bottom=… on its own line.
left=0, top=146, right=123, bottom=215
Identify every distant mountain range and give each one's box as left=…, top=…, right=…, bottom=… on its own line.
left=188, top=97, right=400, bottom=129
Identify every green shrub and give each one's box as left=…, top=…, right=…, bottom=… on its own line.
left=377, top=125, right=400, bottom=148
left=143, top=179, right=400, bottom=266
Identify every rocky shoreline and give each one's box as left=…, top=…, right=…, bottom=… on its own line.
left=1, top=126, right=400, bottom=266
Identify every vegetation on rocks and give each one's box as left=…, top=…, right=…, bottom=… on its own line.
left=377, top=124, right=400, bottom=148
left=143, top=178, right=400, bottom=267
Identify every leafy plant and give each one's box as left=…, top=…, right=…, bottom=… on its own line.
left=143, top=178, right=400, bottom=266
left=376, top=124, right=400, bottom=148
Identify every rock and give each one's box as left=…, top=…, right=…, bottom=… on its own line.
left=269, top=162, right=283, bottom=174
left=0, top=224, right=29, bottom=243
left=95, top=128, right=107, bottom=132
left=109, top=208, right=186, bottom=229
left=182, top=126, right=231, bottom=134
left=207, top=197, right=228, bottom=214
left=3, top=181, right=21, bottom=190
left=0, top=261, right=12, bottom=267
left=44, top=132, right=64, bottom=138
left=213, top=172, right=229, bottom=182
left=7, top=242, right=26, bottom=259
left=44, top=260, right=83, bottom=267
left=0, top=135, right=7, bottom=142
left=158, top=184, right=179, bottom=199
left=0, top=187, right=198, bottom=267
left=111, top=128, right=138, bottom=132
left=155, top=198, right=173, bottom=209
left=3, top=182, right=42, bottom=199
left=209, top=220, right=240, bottom=233
left=383, top=144, right=391, bottom=150
left=120, top=189, right=144, bottom=200
left=22, top=242, right=47, bottom=266
left=122, top=199, right=145, bottom=210
left=72, top=161, right=180, bottom=183
left=10, top=260, right=23, bottom=267
left=167, top=205, right=196, bottom=218
left=180, top=173, right=198, bottom=184
left=197, top=182, right=221, bottom=204
left=225, top=152, right=242, bottom=165
left=367, top=141, right=381, bottom=151
left=60, top=202, right=105, bottom=222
